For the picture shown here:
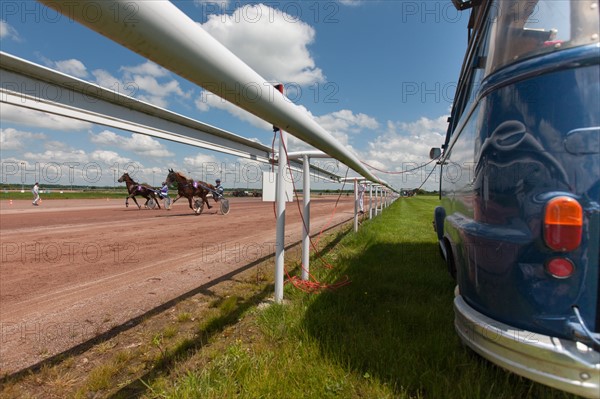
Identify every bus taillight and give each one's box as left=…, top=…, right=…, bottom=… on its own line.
left=543, top=197, right=583, bottom=252
left=545, top=258, right=575, bottom=279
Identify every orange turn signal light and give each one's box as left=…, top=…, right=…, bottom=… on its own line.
left=544, top=196, right=583, bottom=252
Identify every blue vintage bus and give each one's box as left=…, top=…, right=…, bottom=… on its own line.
left=431, top=0, right=599, bottom=397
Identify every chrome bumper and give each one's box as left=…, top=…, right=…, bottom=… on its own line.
left=454, top=294, right=600, bottom=398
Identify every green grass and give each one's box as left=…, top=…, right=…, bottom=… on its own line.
left=140, top=197, right=580, bottom=399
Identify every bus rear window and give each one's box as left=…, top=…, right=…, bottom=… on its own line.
left=483, top=0, right=599, bottom=76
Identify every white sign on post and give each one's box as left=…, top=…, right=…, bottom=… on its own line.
left=262, top=171, right=294, bottom=202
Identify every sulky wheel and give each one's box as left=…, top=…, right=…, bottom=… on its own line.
left=147, top=198, right=156, bottom=209
left=220, top=198, right=230, bottom=215
left=194, top=198, right=204, bottom=215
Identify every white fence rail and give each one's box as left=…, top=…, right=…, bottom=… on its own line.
left=0, top=52, right=272, bottom=162
left=37, top=0, right=391, bottom=189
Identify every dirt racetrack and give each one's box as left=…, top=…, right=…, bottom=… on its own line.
left=0, top=195, right=356, bottom=375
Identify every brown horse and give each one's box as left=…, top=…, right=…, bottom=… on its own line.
left=165, top=169, right=216, bottom=214
left=118, top=172, right=161, bottom=209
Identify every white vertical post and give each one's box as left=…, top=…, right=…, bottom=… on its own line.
left=369, top=183, right=373, bottom=220
left=353, top=178, right=358, bottom=232
left=373, top=186, right=376, bottom=216
left=302, top=154, right=310, bottom=281
left=275, top=130, right=287, bottom=303
left=274, top=83, right=286, bottom=304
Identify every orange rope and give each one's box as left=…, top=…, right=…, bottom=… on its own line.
left=361, top=158, right=436, bottom=174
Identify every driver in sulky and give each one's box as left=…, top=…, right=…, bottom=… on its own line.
left=214, top=178, right=224, bottom=200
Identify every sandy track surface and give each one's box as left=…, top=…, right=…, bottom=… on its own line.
left=0, top=196, right=355, bottom=374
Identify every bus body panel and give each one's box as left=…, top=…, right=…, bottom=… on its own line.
left=436, top=0, right=600, bottom=396
left=444, top=53, right=600, bottom=337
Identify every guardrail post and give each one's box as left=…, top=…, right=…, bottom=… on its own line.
left=375, top=186, right=379, bottom=216
left=353, top=179, right=359, bottom=232
left=274, top=84, right=286, bottom=303
left=369, top=183, right=373, bottom=219
left=302, top=154, right=310, bottom=281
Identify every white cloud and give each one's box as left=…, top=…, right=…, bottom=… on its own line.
left=338, top=0, right=362, bottom=6
left=365, top=115, right=447, bottom=165
left=298, top=108, right=379, bottom=153
left=194, top=92, right=211, bottom=112
left=92, top=61, right=189, bottom=108
left=128, top=134, right=174, bottom=157
left=192, top=4, right=330, bottom=133
left=90, top=150, right=132, bottom=165
left=91, top=68, right=145, bottom=100
left=0, top=127, right=143, bottom=186
left=361, top=115, right=448, bottom=190
left=195, top=89, right=273, bottom=130
left=131, top=75, right=187, bottom=108
left=18, top=144, right=136, bottom=187
left=315, top=109, right=379, bottom=135
left=200, top=4, right=324, bottom=85
left=90, top=130, right=174, bottom=157
left=43, top=140, right=71, bottom=152
left=24, top=148, right=89, bottom=164
left=91, top=69, right=122, bottom=91
left=393, top=116, right=449, bottom=138
left=195, top=91, right=380, bottom=158
left=120, top=61, right=170, bottom=78
left=0, top=128, right=46, bottom=150
left=1, top=104, right=92, bottom=131
left=0, top=20, right=20, bottom=41
left=174, top=153, right=222, bottom=181
left=194, top=0, right=231, bottom=13
left=89, top=130, right=120, bottom=146
left=53, top=59, right=88, bottom=78
left=183, top=153, right=219, bottom=168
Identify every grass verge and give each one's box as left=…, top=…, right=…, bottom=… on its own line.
left=0, top=197, right=582, bottom=398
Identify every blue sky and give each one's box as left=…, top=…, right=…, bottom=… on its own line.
left=1, top=1, right=469, bottom=190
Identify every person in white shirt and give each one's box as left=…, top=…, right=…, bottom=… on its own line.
left=32, top=182, right=40, bottom=206
left=358, top=182, right=366, bottom=214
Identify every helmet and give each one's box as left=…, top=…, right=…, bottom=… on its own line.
left=216, top=179, right=221, bottom=183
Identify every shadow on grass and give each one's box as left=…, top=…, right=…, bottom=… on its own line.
left=108, top=285, right=273, bottom=399
left=108, top=224, right=354, bottom=398
left=0, top=253, right=267, bottom=386
left=303, top=241, right=454, bottom=397
left=301, top=241, right=581, bottom=399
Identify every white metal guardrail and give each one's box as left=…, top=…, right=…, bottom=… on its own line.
left=0, top=52, right=344, bottom=182
left=0, top=51, right=272, bottom=162
left=36, top=0, right=391, bottom=190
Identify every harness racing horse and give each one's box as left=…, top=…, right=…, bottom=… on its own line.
left=165, top=169, right=216, bottom=215
left=117, top=173, right=161, bottom=209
